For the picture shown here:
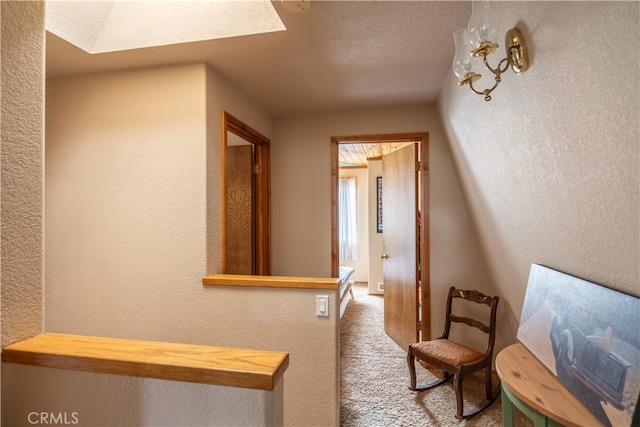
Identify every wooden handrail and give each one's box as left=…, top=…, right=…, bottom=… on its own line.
left=2, top=333, right=289, bottom=391
left=203, top=274, right=341, bottom=290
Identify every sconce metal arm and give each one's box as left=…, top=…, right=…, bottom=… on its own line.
left=459, top=27, right=528, bottom=101
left=482, top=55, right=509, bottom=76
left=468, top=55, right=509, bottom=101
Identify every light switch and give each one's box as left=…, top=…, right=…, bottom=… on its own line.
left=316, top=295, right=329, bottom=317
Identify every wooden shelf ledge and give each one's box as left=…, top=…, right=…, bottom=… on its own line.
left=2, top=333, right=289, bottom=391
left=203, top=274, right=341, bottom=290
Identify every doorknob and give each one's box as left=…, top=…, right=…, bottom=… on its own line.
left=380, top=254, right=389, bottom=260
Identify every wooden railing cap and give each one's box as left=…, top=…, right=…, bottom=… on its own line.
left=2, top=333, right=289, bottom=391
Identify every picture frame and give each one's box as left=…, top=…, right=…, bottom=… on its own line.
left=376, top=176, right=383, bottom=233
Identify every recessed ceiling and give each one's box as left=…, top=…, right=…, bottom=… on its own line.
left=46, top=0, right=285, bottom=54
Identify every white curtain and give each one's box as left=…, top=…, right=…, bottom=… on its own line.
left=339, top=177, right=359, bottom=260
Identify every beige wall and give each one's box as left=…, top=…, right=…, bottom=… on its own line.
left=0, top=1, right=45, bottom=347
left=271, top=106, right=492, bottom=345
left=439, top=1, right=639, bottom=352
left=45, top=65, right=209, bottom=340
left=44, top=64, right=339, bottom=427
left=4, top=364, right=283, bottom=427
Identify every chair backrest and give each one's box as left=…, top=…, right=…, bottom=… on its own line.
left=440, top=286, right=499, bottom=353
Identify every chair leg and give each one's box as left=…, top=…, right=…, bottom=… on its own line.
left=407, top=345, right=418, bottom=391
left=453, top=374, right=464, bottom=419
left=407, top=345, right=452, bottom=391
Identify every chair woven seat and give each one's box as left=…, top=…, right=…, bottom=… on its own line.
left=411, top=339, right=483, bottom=367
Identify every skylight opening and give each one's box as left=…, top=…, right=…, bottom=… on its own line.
left=46, top=0, right=286, bottom=54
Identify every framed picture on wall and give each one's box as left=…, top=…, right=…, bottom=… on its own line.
left=376, top=176, right=383, bottom=233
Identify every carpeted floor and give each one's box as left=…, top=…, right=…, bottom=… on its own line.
left=340, top=283, right=531, bottom=427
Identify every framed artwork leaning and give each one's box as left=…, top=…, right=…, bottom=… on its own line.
left=517, top=263, right=640, bottom=427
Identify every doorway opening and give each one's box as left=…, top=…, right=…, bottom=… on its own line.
left=222, top=111, right=271, bottom=275
left=330, top=133, right=430, bottom=344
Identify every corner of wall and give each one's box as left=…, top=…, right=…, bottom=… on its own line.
left=0, top=0, right=46, bottom=346
left=205, top=65, right=223, bottom=275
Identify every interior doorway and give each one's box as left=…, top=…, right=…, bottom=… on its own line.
left=330, top=133, right=430, bottom=343
left=222, top=111, right=271, bottom=275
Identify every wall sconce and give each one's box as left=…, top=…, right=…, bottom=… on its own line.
left=453, top=0, right=528, bottom=101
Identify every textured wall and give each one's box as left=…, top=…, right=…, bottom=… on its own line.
left=439, top=1, right=639, bottom=351
left=45, top=65, right=209, bottom=341
left=44, top=64, right=338, bottom=427
left=0, top=1, right=45, bottom=346
left=4, top=364, right=282, bottom=426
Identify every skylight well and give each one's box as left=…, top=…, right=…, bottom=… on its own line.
left=46, top=0, right=286, bottom=54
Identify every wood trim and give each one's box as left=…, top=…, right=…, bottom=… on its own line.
left=225, top=112, right=270, bottom=145
left=256, top=137, right=271, bottom=275
left=330, top=138, right=339, bottom=277
left=222, top=111, right=271, bottom=275
left=331, top=133, right=428, bottom=144
left=419, top=134, right=430, bottom=341
left=330, top=133, right=430, bottom=341
left=221, top=111, right=228, bottom=272
left=203, top=274, right=340, bottom=290
left=2, top=333, right=289, bottom=391
left=339, top=165, right=368, bottom=170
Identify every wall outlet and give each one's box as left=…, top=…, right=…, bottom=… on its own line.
left=378, top=282, right=384, bottom=292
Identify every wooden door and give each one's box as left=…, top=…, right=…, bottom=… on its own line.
left=225, top=145, right=254, bottom=274
left=382, top=144, right=419, bottom=351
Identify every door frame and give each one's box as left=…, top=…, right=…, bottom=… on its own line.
left=222, top=111, right=271, bottom=275
left=330, top=132, right=430, bottom=340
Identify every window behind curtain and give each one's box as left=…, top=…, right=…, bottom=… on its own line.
left=339, top=177, right=358, bottom=260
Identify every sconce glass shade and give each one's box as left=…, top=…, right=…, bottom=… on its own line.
left=467, top=0, right=500, bottom=51
left=453, top=29, right=473, bottom=80
left=453, top=29, right=481, bottom=85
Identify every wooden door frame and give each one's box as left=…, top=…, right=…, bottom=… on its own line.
left=222, top=111, right=271, bottom=275
left=330, top=133, right=430, bottom=340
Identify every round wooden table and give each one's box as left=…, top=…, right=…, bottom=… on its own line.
left=496, top=343, right=603, bottom=427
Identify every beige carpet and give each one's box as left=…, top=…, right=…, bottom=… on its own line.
left=340, top=283, right=531, bottom=427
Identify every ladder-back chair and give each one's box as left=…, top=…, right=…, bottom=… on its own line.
left=407, top=286, right=500, bottom=419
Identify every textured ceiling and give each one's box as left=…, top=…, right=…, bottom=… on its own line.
left=46, top=1, right=471, bottom=117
